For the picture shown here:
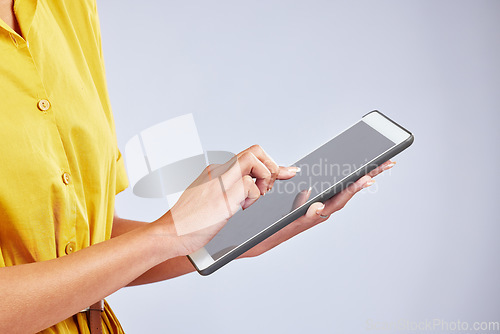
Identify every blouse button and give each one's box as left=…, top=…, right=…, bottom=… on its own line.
left=62, top=172, right=71, bottom=185
left=65, top=242, right=76, bottom=255
left=37, top=99, right=51, bottom=111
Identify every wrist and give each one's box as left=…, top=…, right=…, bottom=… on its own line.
left=150, top=211, right=188, bottom=259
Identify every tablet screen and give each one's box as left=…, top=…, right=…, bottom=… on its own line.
left=205, top=120, right=395, bottom=260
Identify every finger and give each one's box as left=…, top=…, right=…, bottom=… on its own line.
left=224, top=174, right=261, bottom=213
left=241, top=176, right=262, bottom=209
left=220, top=151, right=272, bottom=195
left=304, top=201, right=328, bottom=220
left=321, top=175, right=374, bottom=215
left=368, top=160, right=396, bottom=178
left=291, top=187, right=312, bottom=211
left=276, top=166, right=301, bottom=180
left=265, top=160, right=279, bottom=191
left=238, top=145, right=280, bottom=191
left=318, top=160, right=395, bottom=215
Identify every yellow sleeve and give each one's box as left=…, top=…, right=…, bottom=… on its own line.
left=115, top=150, right=129, bottom=195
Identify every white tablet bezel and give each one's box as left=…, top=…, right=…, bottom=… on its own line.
left=362, top=112, right=411, bottom=144
left=189, top=111, right=411, bottom=272
left=189, top=246, right=215, bottom=270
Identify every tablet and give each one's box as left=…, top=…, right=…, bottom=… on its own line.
left=188, top=110, right=414, bottom=275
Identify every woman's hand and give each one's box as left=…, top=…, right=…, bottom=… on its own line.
left=240, top=160, right=397, bottom=258
left=162, top=145, right=299, bottom=257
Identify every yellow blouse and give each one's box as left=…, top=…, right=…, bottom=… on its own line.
left=0, top=0, right=128, bottom=332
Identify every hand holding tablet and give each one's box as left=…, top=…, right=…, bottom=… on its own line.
left=165, top=111, right=413, bottom=275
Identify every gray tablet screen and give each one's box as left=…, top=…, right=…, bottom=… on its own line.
left=205, top=120, right=395, bottom=260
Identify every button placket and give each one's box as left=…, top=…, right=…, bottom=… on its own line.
left=59, top=172, right=77, bottom=257
left=9, top=33, right=18, bottom=47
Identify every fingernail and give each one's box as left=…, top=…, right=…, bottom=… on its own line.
left=288, top=166, right=301, bottom=173
left=363, top=180, right=376, bottom=188
left=383, top=161, right=396, bottom=170
left=315, top=204, right=325, bottom=215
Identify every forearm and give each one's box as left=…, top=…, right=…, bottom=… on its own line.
left=111, top=216, right=196, bottom=285
left=110, top=216, right=272, bottom=283
left=0, top=220, right=176, bottom=334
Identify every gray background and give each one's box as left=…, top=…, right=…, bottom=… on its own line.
left=99, top=1, right=500, bottom=333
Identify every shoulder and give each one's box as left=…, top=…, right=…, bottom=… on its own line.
left=41, top=0, right=100, bottom=28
